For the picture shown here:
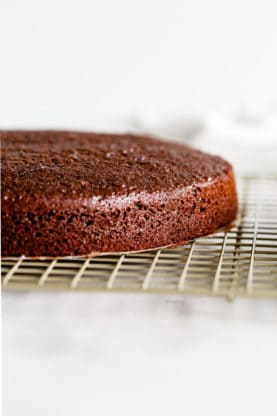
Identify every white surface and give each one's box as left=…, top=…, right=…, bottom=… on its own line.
left=3, top=292, right=277, bottom=416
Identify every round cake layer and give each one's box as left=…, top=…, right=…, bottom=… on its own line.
left=1, top=131, right=238, bottom=257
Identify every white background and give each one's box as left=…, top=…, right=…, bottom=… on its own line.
left=1, top=0, right=277, bottom=131
left=1, top=1, right=277, bottom=415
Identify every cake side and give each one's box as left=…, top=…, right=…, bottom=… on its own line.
left=1, top=168, right=237, bottom=257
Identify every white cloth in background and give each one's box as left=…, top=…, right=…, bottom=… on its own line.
left=127, top=106, right=277, bottom=175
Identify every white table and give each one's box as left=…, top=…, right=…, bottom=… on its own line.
left=3, top=291, right=277, bottom=415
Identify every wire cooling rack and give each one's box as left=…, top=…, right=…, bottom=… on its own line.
left=1, top=175, right=277, bottom=299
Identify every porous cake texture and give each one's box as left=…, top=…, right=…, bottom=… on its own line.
left=1, top=131, right=237, bottom=257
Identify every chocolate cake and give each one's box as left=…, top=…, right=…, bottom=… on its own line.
left=1, top=130, right=237, bottom=257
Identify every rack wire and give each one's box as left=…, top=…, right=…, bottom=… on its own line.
left=2, top=175, right=277, bottom=299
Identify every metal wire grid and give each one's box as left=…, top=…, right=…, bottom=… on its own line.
left=2, top=176, right=277, bottom=299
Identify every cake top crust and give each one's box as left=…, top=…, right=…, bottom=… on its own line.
left=2, top=130, right=232, bottom=200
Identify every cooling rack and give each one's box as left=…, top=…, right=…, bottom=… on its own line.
left=1, top=175, right=277, bottom=299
